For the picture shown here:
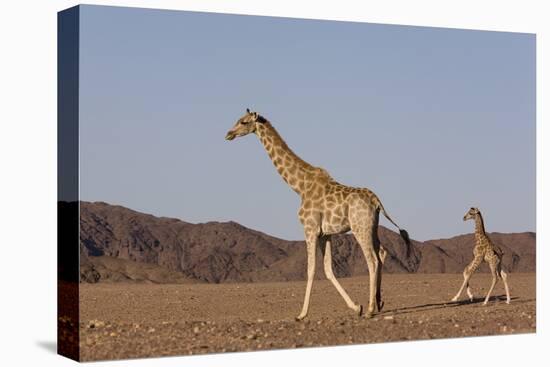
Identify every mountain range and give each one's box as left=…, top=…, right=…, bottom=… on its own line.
left=77, top=201, right=535, bottom=284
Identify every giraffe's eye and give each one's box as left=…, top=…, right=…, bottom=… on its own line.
left=240, top=120, right=249, bottom=125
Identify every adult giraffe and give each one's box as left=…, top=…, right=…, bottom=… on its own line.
left=225, top=109, right=410, bottom=319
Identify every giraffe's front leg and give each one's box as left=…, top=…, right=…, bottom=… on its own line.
left=320, top=236, right=363, bottom=316
left=296, top=232, right=318, bottom=321
left=452, top=256, right=481, bottom=302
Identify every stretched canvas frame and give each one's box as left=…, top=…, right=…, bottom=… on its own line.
left=58, top=4, right=536, bottom=362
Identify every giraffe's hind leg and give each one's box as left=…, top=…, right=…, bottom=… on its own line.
left=320, top=236, right=363, bottom=316
left=379, top=246, right=388, bottom=264
left=483, top=260, right=499, bottom=305
left=350, top=208, right=381, bottom=318
left=374, top=230, right=384, bottom=312
left=466, top=281, right=474, bottom=302
left=500, top=269, right=511, bottom=304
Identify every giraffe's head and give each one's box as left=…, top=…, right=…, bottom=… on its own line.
left=225, top=108, right=265, bottom=141
left=463, top=207, right=480, bottom=221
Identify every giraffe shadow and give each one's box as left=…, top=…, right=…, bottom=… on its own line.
left=382, top=295, right=521, bottom=316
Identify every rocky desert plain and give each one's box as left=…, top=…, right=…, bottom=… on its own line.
left=62, top=202, right=536, bottom=361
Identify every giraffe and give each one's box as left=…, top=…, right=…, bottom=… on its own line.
left=451, top=207, right=511, bottom=305
left=225, top=109, right=410, bottom=319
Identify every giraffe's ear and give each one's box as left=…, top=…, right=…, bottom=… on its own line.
left=254, top=112, right=267, bottom=124
left=252, top=112, right=266, bottom=123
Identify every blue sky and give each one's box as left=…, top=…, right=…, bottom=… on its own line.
left=78, top=5, right=535, bottom=241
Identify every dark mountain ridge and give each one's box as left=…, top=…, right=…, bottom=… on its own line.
left=76, top=201, right=535, bottom=283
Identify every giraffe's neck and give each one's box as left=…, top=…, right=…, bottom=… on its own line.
left=474, top=213, right=487, bottom=239
left=255, top=121, right=316, bottom=195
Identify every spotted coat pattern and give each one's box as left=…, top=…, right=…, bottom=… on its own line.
left=226, top=110, right=408, bottom=319
left=451, top=207, right=511, bottom=305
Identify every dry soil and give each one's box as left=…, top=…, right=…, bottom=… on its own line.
left=78, top=273, right=536, bottom=361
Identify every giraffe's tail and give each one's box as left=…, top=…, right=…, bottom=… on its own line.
left=376, top=199, right=411, bottom=255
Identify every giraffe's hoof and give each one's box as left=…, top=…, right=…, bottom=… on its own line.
left=364, top=311, right=374, bottom=319
left=295, top=315, right=306, bottom=322
left=451, top=297, right=458, bottom=303
left=378, top=301, right=385, bottom=312
left=357, top=305, right=364, bottom=317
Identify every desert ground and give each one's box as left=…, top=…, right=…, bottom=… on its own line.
left=78, top=273, right=535, bottom=361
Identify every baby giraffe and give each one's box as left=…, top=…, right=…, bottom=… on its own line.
left=451, top=207, right=511, bottom=305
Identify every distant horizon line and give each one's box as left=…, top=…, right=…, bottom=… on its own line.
left=62, top=200, right=536, bottom=243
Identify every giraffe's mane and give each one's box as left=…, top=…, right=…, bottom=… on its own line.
left=262, top=120, right=335, bottom=182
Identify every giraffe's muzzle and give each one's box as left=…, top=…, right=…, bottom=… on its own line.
left=225, top=131, right=236, bottom=141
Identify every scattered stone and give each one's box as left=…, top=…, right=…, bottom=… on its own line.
left=77, top=273, right=535, bottom=362
left=88, top=320, right=105, bottom=329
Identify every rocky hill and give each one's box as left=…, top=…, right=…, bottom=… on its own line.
left=77, top=201, right=535, bottom=283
